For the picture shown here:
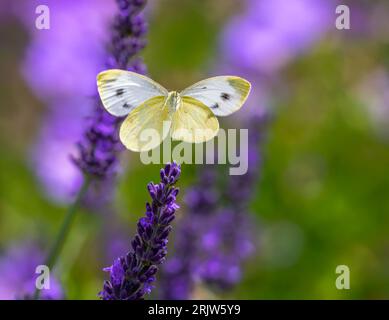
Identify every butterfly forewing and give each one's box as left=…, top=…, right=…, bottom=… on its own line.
left=180, top=76, right=251, bottom=117
left=97, top=69, right=168, bottom=117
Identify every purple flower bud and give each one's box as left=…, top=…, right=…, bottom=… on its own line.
left=147, top=183, right=156, bottom=200
left=144, top=225, right=154, bottom=240
left=156, top=183, right=163, bottom=200
left=171, top=188, right=179, bottom=197
left=157, top=226, right=172, bottom=241
left=131, top=235, right=141, bottom=251
left=164, top=163, right=171, bottom=175
left=160, top=168, right=166, bottom=181
left=160, top=208, right=174, bottom=221
left=161, top=214, right=175, bottom=225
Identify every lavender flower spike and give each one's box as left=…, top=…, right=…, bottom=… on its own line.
left=73, top=0, right=148, bottom=179
left=99, top=162, right=181, bottom=300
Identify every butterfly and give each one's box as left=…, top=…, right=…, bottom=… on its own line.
left=96, top=69, right=251, bottom=152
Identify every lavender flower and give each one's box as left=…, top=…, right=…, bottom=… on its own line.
left=74, top=0, right=148, bottom=180
left=99, top=162, right=181, bottom=300
left=73, top=103, right=123, bottom=178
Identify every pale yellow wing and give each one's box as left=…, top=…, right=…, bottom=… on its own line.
left=119, top=96, right=171, bottom=152
left=170, top=96, right=219, bottom=143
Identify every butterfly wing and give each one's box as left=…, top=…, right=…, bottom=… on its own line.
left=170, top=96, right=219, bottom=143
left=97, top=69, right=168, bottom=117
left=180, top=76, right=251, bottom=117
left=119, top=96, right=171, bottom=152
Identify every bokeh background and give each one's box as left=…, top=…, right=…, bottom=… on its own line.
left=1, top=0, right=389, bottom=299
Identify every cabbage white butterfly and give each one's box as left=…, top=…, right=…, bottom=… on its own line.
left=97, top=69, right=251, bottom=152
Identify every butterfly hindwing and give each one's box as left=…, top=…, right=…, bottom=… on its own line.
left=97, top=69, right=168, bottom=117
left=180, top=76, right=251, bottom=117
left=171, top=96, right=219, bottom=143
left=119, top=96, right=171, bottom=152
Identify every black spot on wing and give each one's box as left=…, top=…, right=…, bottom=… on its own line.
left=123, top=102, right=131, bottom=109
left=201, top=86, right=207, bottom=89
left=116, top=88, right=125, bottom=96
left=221, top=92, right=231, bottom=101
left=211, top=103, right=219, bottom=109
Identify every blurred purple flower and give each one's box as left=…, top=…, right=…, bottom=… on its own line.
left=0, top=244, right=63, bottom=300
left=161, top=207, right=255, bottom=299
left=18, top=0, right=115, bottom=203
left=160, top=119, right=262, bottom=299
left=21, top=0, right=114, bottom=100
left=31, top=103, right=85, bottom=203
left=249, top=0, right=331, bottom=47
left=196, top=209, right=254, bottom=288
left=222, top=0, right=331, bottom=74
left=100, top=162, right=181, bottom=300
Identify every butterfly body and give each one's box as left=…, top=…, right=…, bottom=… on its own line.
left=164, top=91, right=181, bottom=112
left=97, top=69, right=251, bottom=152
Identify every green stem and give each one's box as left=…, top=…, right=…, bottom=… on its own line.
left=33, top=176, right=92, bottom=299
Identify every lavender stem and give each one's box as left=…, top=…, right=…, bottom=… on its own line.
left=33, top=176, right=92, bottom=299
